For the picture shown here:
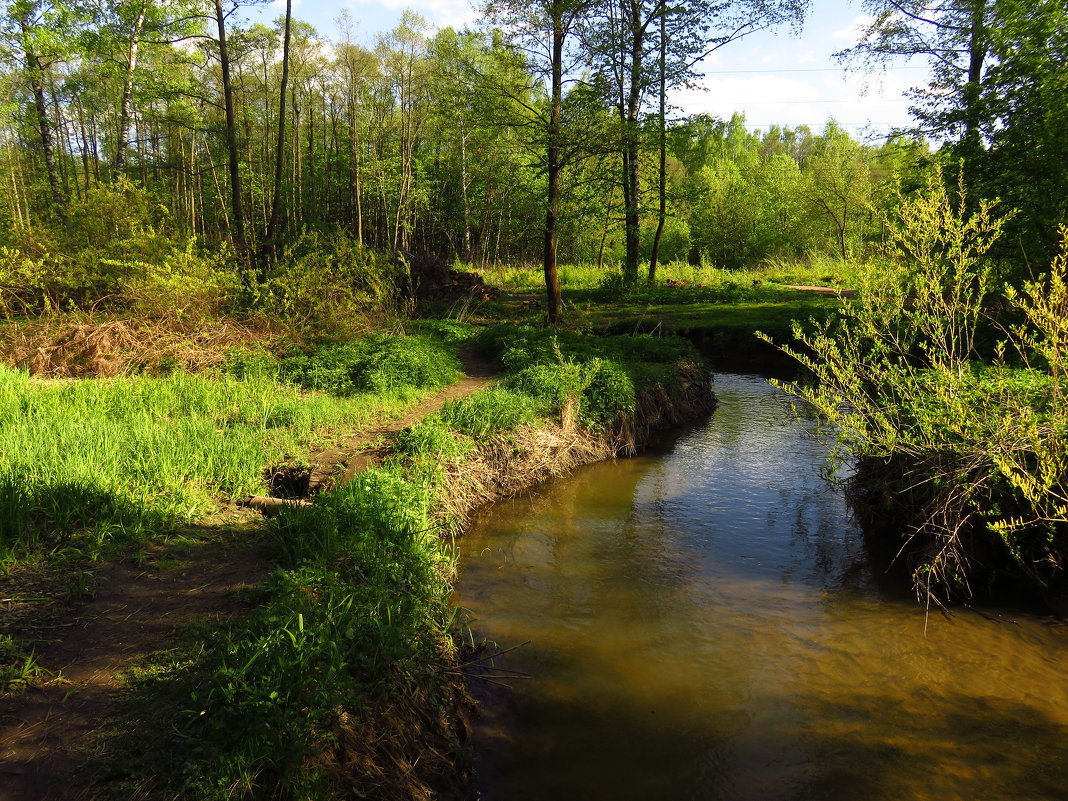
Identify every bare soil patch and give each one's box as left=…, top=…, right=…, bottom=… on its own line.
left=270, top=346, right=498, bottom=498
left=783, top=284, right=858, bottom=298
left=0, top=519, right=267, bottom=801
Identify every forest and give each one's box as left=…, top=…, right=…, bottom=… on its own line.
left=0, top=0, right=1062, bottom=299
left=1, top=0, right=1067, bottom=798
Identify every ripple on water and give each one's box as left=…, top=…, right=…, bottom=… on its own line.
left=455, top=374, right=1068, bottom=801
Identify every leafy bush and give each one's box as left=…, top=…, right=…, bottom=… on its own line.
left=257, top=231, right=405, bottom=333
left=770, top=168, right=1068, bottom=602
left=482, top=327, right=695, bottom=429
left=0, top=182, right=239, bottom=319
left=121, top=240, right=238, bottom=320
left=280, top=335, right=462, bottom=397
left=395, top=415, right=476, bottom=461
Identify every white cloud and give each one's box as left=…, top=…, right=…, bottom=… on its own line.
left=832, top=14, right=875, bottom=41
left=343, top=0, right=479, bottom=31
left=670, top=60, right=915, bottom=140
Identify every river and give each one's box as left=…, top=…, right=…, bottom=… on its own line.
left=453, top=373, right=1068, bottom=801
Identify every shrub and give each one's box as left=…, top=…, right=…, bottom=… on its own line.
left=769, top=168, right=1067, bottom=603
left=437, top=387, right=543, bottom=437
left=257, top=232, right=405, bottom=333
left=280, top=335, right=462, bottom=397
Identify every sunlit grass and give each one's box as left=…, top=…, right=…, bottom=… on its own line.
left=0, top=336, right=462, bottom=561
left=102, top=322, right=711, bottom=799
left=477, top=256, right=863, bottom=293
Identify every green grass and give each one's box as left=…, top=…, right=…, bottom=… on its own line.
left=99, top=322, right=711, bottom=799
left=477, top=256, right=862, bottom=294
left=0, top=334, right=463, bottom=562
left=446, top=258, right=856, bottom=337
left=106, top=469, right=453, bottom=799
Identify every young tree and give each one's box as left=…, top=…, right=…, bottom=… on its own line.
left=585, top=0, right=808, bottom=283
left=2, top=0, right=79, bottom=220
left=212, top=0, right=248, bottom=268
left=803, top=122, right=874, bottom=260
left=483, top=0, right=597, bottom=325
left=260, top=0, right=292, bottom=269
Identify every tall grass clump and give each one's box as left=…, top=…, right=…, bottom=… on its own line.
left=768, top=168, right=1068, bottom=604
left=110, top=467, right=461, bottom=800
left=0, top=369, right=335, bottom=556
left=479, top=325, right=705, bottom=431
left=0, top=333, right=464, bottom=559
left=278, top=334, right=462, bottom=397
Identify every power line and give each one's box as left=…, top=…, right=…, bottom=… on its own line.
left=742, top=122, right=907, bottom=126
left=718, top=99, right=906, bottom=104
left=700, top=66, right=928, bottom=74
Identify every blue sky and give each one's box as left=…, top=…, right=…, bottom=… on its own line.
left=250, top=0, right=930, bottom=143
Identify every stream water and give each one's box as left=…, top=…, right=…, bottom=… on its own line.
left=453, top=373, right=1068, bottom=801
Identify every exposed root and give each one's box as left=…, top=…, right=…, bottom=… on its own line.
left=437, top=422, right=617, bottom=526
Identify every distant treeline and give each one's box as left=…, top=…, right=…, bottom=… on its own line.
left=1, top=0, right=1064, bottom=281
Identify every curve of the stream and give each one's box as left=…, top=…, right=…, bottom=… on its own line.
left=454, top=373, right=1068, bottom=801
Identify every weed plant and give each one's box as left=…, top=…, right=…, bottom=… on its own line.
left=770, top=170, right=1068, bottom=602
left=107, top=323, right=711, bottom=799
left=277, top=334, right=462, bottom=396
left=0, top=334, right=462, bottom=561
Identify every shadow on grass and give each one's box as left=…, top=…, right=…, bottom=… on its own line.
left=0, top=475, right=174, bottom=555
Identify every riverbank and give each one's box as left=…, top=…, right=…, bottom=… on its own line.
left=99, top=323, right=714, bottom=800
left=0, top=320, right=714, bottom=799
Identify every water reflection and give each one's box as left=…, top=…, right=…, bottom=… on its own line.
left=455, top=374, right=1068, bottom=801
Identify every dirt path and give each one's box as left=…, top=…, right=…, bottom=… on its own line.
left=304, top=347, right=498, bottom=491
left=0, top=350, right=498, bottom=801
left=783, top=284, right=858, bottom=298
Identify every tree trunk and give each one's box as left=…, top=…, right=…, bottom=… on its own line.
left=648, top=7, right=667, bottom=283
left=261, top=0, right=292, bottom=273
left=20, top=10, right=66, bottom=221
left=622, top=0, right=644, bottom=283
left=543, top=4, right=566, bottom=326
left=114, top=0, right=147, bottom=177
left=214, top=0, right=248, bottom=272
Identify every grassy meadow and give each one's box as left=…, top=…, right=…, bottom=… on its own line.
left=433, top=256, right=857, bottom=344
left=0, top=334, right=463, bottom=566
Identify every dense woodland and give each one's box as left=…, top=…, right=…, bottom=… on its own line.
left=1, top=0, right=1066, bottom=318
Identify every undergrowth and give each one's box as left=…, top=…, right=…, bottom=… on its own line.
left=101, top=324, right=713, bottom=799
left=476, top=257, right=861, bottom=296
left=770, top=170, right=1068, bottom=603
left=0, top=333, right=461, bottom=564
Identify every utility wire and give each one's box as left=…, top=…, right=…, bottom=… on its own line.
left=700, top=66, right=928, bottom=74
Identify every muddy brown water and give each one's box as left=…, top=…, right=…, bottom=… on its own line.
left=453, top=373, right=1068, bottom=801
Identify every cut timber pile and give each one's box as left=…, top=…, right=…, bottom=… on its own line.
left=398, top=251, right=501, bottom=302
